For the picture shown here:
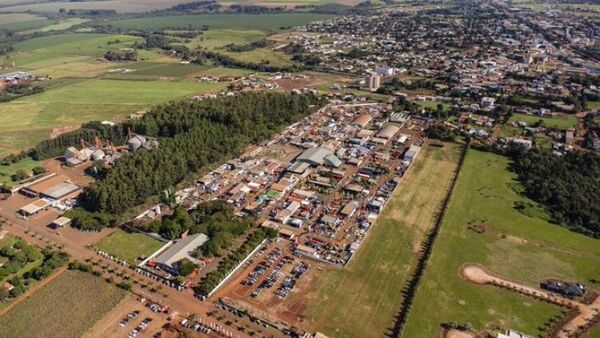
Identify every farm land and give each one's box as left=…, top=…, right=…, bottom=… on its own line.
left=295, top=142, right=463, bottom=338
left=0, top=270, right=126, bottom=338
left=402, top=149, right=600, bottom=337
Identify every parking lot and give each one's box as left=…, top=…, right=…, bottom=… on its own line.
left=84, top=296, right=169, bottom=338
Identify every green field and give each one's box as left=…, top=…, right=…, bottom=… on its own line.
left=402, top=150, right=600, bottom=337
left=0, top=13, right=51, bottom=31
left=511, top=113, right=577, bottom=129
left=0, top=270, right=126, bottom=338
left=300, top=142, right=462, bottom=338
left=109, top=13, right=333, bottom=31
left=0, top=0, right=192, bottom=13
left=418, top=100, right=450, bottom=111
left=0, top=157, right=41, bottom=186
left=588, top=101, right=600, bottom=110
left=0, top=78, right=226, bottom=156
left=33, top=18, right=89, bottom=32
left=96, top=229, right=165, bottom=265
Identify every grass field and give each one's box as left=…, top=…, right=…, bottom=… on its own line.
left=0, top=157, right=41, bottom=186
left=0, top=270, right=126, bottom=338
left=0, top=78, right=226, bottom=156
left=299, top=142, right=462, bottom=338
left=588, top=101, right=600, bottom=110
left=418, top=100, right=450, bottom=111
left=402, top=149, right=600, bottom=337
left=0, top=13, right=51, bottom=31
left=96, top=229, right=165, bottom=265
left=511, top=113, right=577, bottom=129
left=0, top=0, right=193, bottom=13
left=109, top=13, right=332, bottom=31
left=32, top=18, right=89, bottom=33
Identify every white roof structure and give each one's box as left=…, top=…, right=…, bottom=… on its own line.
left=498, top=330, right=533, bottom=338
left=41, top=182, right=80, bottom=200
left=154, top=233, right=208, bottom=270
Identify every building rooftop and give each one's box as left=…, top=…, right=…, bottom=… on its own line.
left=154, top=233, right=209, bottom=270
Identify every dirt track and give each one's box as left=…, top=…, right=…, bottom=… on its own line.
left=461, top=264, right=600, bottom=338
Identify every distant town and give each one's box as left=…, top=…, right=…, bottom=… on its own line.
left=0, top=1, right=598, bottom=338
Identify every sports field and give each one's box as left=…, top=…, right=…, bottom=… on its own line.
left=96, top=229, right=165, bottom=265
left=0, top=270, right=126, bottom=338
left=511, top=113, right=577, bottom=129
left=299, top=142, right=462, bottom=338
left=402, top=149, right=600, bottom=337
left=0, top=78, right=226, bottom=156
left=109, top=13, right=333, bottom=31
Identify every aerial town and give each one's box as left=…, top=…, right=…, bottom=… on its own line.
left=0, top=1, right=598, bottom=338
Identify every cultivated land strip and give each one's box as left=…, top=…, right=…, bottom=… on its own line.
left=302, top=142, right=463, bottom=338
left=390, top=142, right=468, bottom=338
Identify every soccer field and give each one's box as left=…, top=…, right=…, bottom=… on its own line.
left=298, top=142, right=463, bottom=338
left=96, top=229, right=165, bottom=265
left=402, top=149, right=600, bottom=337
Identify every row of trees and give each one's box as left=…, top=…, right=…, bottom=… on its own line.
left=32, top=121, right=129, bottom=160
left=511, top=148, right=600, bottom=238
left=77, top=92, right=322, bottom=215
left=193, top=49, right=306, bottom=73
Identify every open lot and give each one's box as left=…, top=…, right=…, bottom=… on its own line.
left=95, top=229, right=165, bottom=265
left=294, top=142, right=462, bottom=338
left=510, top=113, right=578, bottom=129
left=0, top=270, right=126, bottom=338
left=402, top=149, right=600, bottom=337
left=109, top=13, right=333, bottom=31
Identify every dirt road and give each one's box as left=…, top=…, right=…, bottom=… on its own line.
left=461, top=264, right=600, bottom=338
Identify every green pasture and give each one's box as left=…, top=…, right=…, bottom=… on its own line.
left=96, top=229, right=165, bottom=265
left=0, top=13, right=51, bottom=31
left=0, top=78, right=226, bottom=156
left=511, top=113, right=577, bottom=129
left=109, top=13, right=333, bottom=31
left=402, top=150, right=600, bottom=337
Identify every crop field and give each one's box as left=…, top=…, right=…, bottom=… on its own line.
left=109, top=13, right=333, bottom=31
left=32, top=18, right=89, bottom=33
left=511, top=113, right=577, bottom=129
left=0, top=13, right=51, bottom=31
left=0, top=78, right=226, bottom=156
left=0, top=0, right=192, bottom=13
left=0, top=270, right=126, bottom=338
left=178, top=29, right=293, bottom=67
left=298, top=142, right=462, bottom=338
left=402, top=150, right=600, bottom=337
left=96, top=229, right=165, bottom=265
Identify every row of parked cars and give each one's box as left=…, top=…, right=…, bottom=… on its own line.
left=127, top=317, right=153, bottom=338
left=119, top=310, right=140, bottom=328
left=275, top=262, right=309, bottom=298
left=180, top=318, right=213, bottom=335
left=251, top=255, right=294, bottom=298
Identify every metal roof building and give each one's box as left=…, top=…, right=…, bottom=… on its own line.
left=376, top=123, right=400, bottom=139
left=153, top=233, right=208, bottom=274
left=297, top=147, right=342, bottom=168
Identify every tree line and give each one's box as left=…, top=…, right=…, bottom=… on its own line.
left=511, top=148, right=600, bottom=238
left=76, top=92, right=322, bottom=215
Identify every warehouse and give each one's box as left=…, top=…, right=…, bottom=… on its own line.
left=352, top=113, right=372, bottom=128
left=404, top=145, right=422, bottom=162
left=20, top=175, right=81, bottom=201
left=376, top=123, right=400, bottom=139
left=296, top=147, right=343, bottom=168
left=152, top=233, right=208, bottom=275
